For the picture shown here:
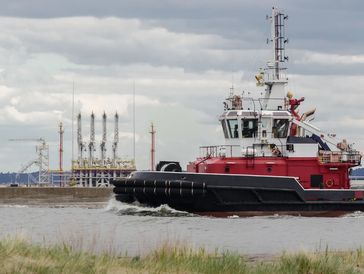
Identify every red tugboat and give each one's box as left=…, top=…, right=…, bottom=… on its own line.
left=113, top=7, right=364, bottom=216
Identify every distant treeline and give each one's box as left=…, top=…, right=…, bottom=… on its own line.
left=0, top=172, right=38, bottom=184
left=352, top=168, right=364, bottom=176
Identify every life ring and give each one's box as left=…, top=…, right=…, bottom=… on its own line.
left=325, top=178, right=334, bottom=188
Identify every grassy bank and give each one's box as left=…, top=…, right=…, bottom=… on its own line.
left=0, top=238, right=363, bottom=273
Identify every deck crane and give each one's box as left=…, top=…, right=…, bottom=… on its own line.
left=9, top=138, right=50, bottom=185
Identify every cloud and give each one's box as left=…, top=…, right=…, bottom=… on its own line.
left=0, top=16, right=248, bottom=72
left=77, top=94, right=160, bottom=117
left=0, top=3, right=363, bottom=172
left=294, top=51, right=364, bottom=65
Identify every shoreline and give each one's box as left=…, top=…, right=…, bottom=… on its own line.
left=0, top=186, right=113, bottom=205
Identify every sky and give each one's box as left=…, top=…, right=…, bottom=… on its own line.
left=0, top=0, right=364, bottom=172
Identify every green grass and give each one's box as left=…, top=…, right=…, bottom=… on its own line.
left=0, top=237, right=363, bottom=273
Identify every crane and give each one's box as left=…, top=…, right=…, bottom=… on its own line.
left=9, top=138, right=50, bottom=185
left=9, top=137, right=45, bottom=143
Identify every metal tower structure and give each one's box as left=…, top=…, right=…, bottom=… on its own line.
left=112, top=112, right=119, bottom=163
left=9, top=138, right=50, bottom=185
left=100, top=112, right=107, bottom=164
left=88, top=112, right=96, bottom=164
left=77, top=113, right=86, bottom=162
left=37, top=138, right=50, bottom=185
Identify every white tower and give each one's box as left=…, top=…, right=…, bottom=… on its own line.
left=112, top=112, right=119, bottom=164
left=89, top=112, right=96, bottom=164
left=100, top=112, right=107, bottom=164
left=77, top=113, right=85, bottom=163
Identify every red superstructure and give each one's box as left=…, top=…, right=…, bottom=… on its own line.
left=188, top=156, right=357, bottom=189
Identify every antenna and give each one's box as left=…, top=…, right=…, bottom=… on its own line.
left=229, top=75, right=234, bottom=96
left=133, top=81, right=136, bottom=164
left=71, top=80, right=75, bottom=168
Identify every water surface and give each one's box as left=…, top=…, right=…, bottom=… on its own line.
left=1, top=199, right=363, bottom=256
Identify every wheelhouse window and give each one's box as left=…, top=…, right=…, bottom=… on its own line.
left=241, top=119, right=258, bottom=138
left=221, top=120, right=229, bottom=138
left=272, top=119, right=289, bottom=138
left=227, top=119, right=239, bottom=138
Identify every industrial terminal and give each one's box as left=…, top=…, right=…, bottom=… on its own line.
left=72, top=112, right=135, bottom=187
left=5, top=111, right=139, bottom=188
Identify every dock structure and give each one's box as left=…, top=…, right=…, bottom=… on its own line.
left=72, top=112, right=136, bottom=187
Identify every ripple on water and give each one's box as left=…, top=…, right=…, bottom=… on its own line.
left=104, top=198, right=195, bottom=217
left=0, top=205, right=29, bottom=208
left=105, top=199, right=364, bottom=220
left=343, top=211, right=364, bottom=218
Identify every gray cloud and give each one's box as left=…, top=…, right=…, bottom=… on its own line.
left=0, top=2, right=362, bottom=171
left=1, top=0, right=364, bottom=53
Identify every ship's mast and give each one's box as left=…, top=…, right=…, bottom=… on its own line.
left=271, top=7, right=288, bottom=80
left=262, top=7, right=289, bottom=110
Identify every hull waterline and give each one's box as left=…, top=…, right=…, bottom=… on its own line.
left=112, top=171, right=364, bottom=217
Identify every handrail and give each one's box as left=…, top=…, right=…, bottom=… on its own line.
left=199, top=145, right=240, bottom=158
left=291, top=119, right=339, bottom=147
left=199, top=144, right=287, bottom=158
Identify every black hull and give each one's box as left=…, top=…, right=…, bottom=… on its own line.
left=112, top=171, right=364, bottom=217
